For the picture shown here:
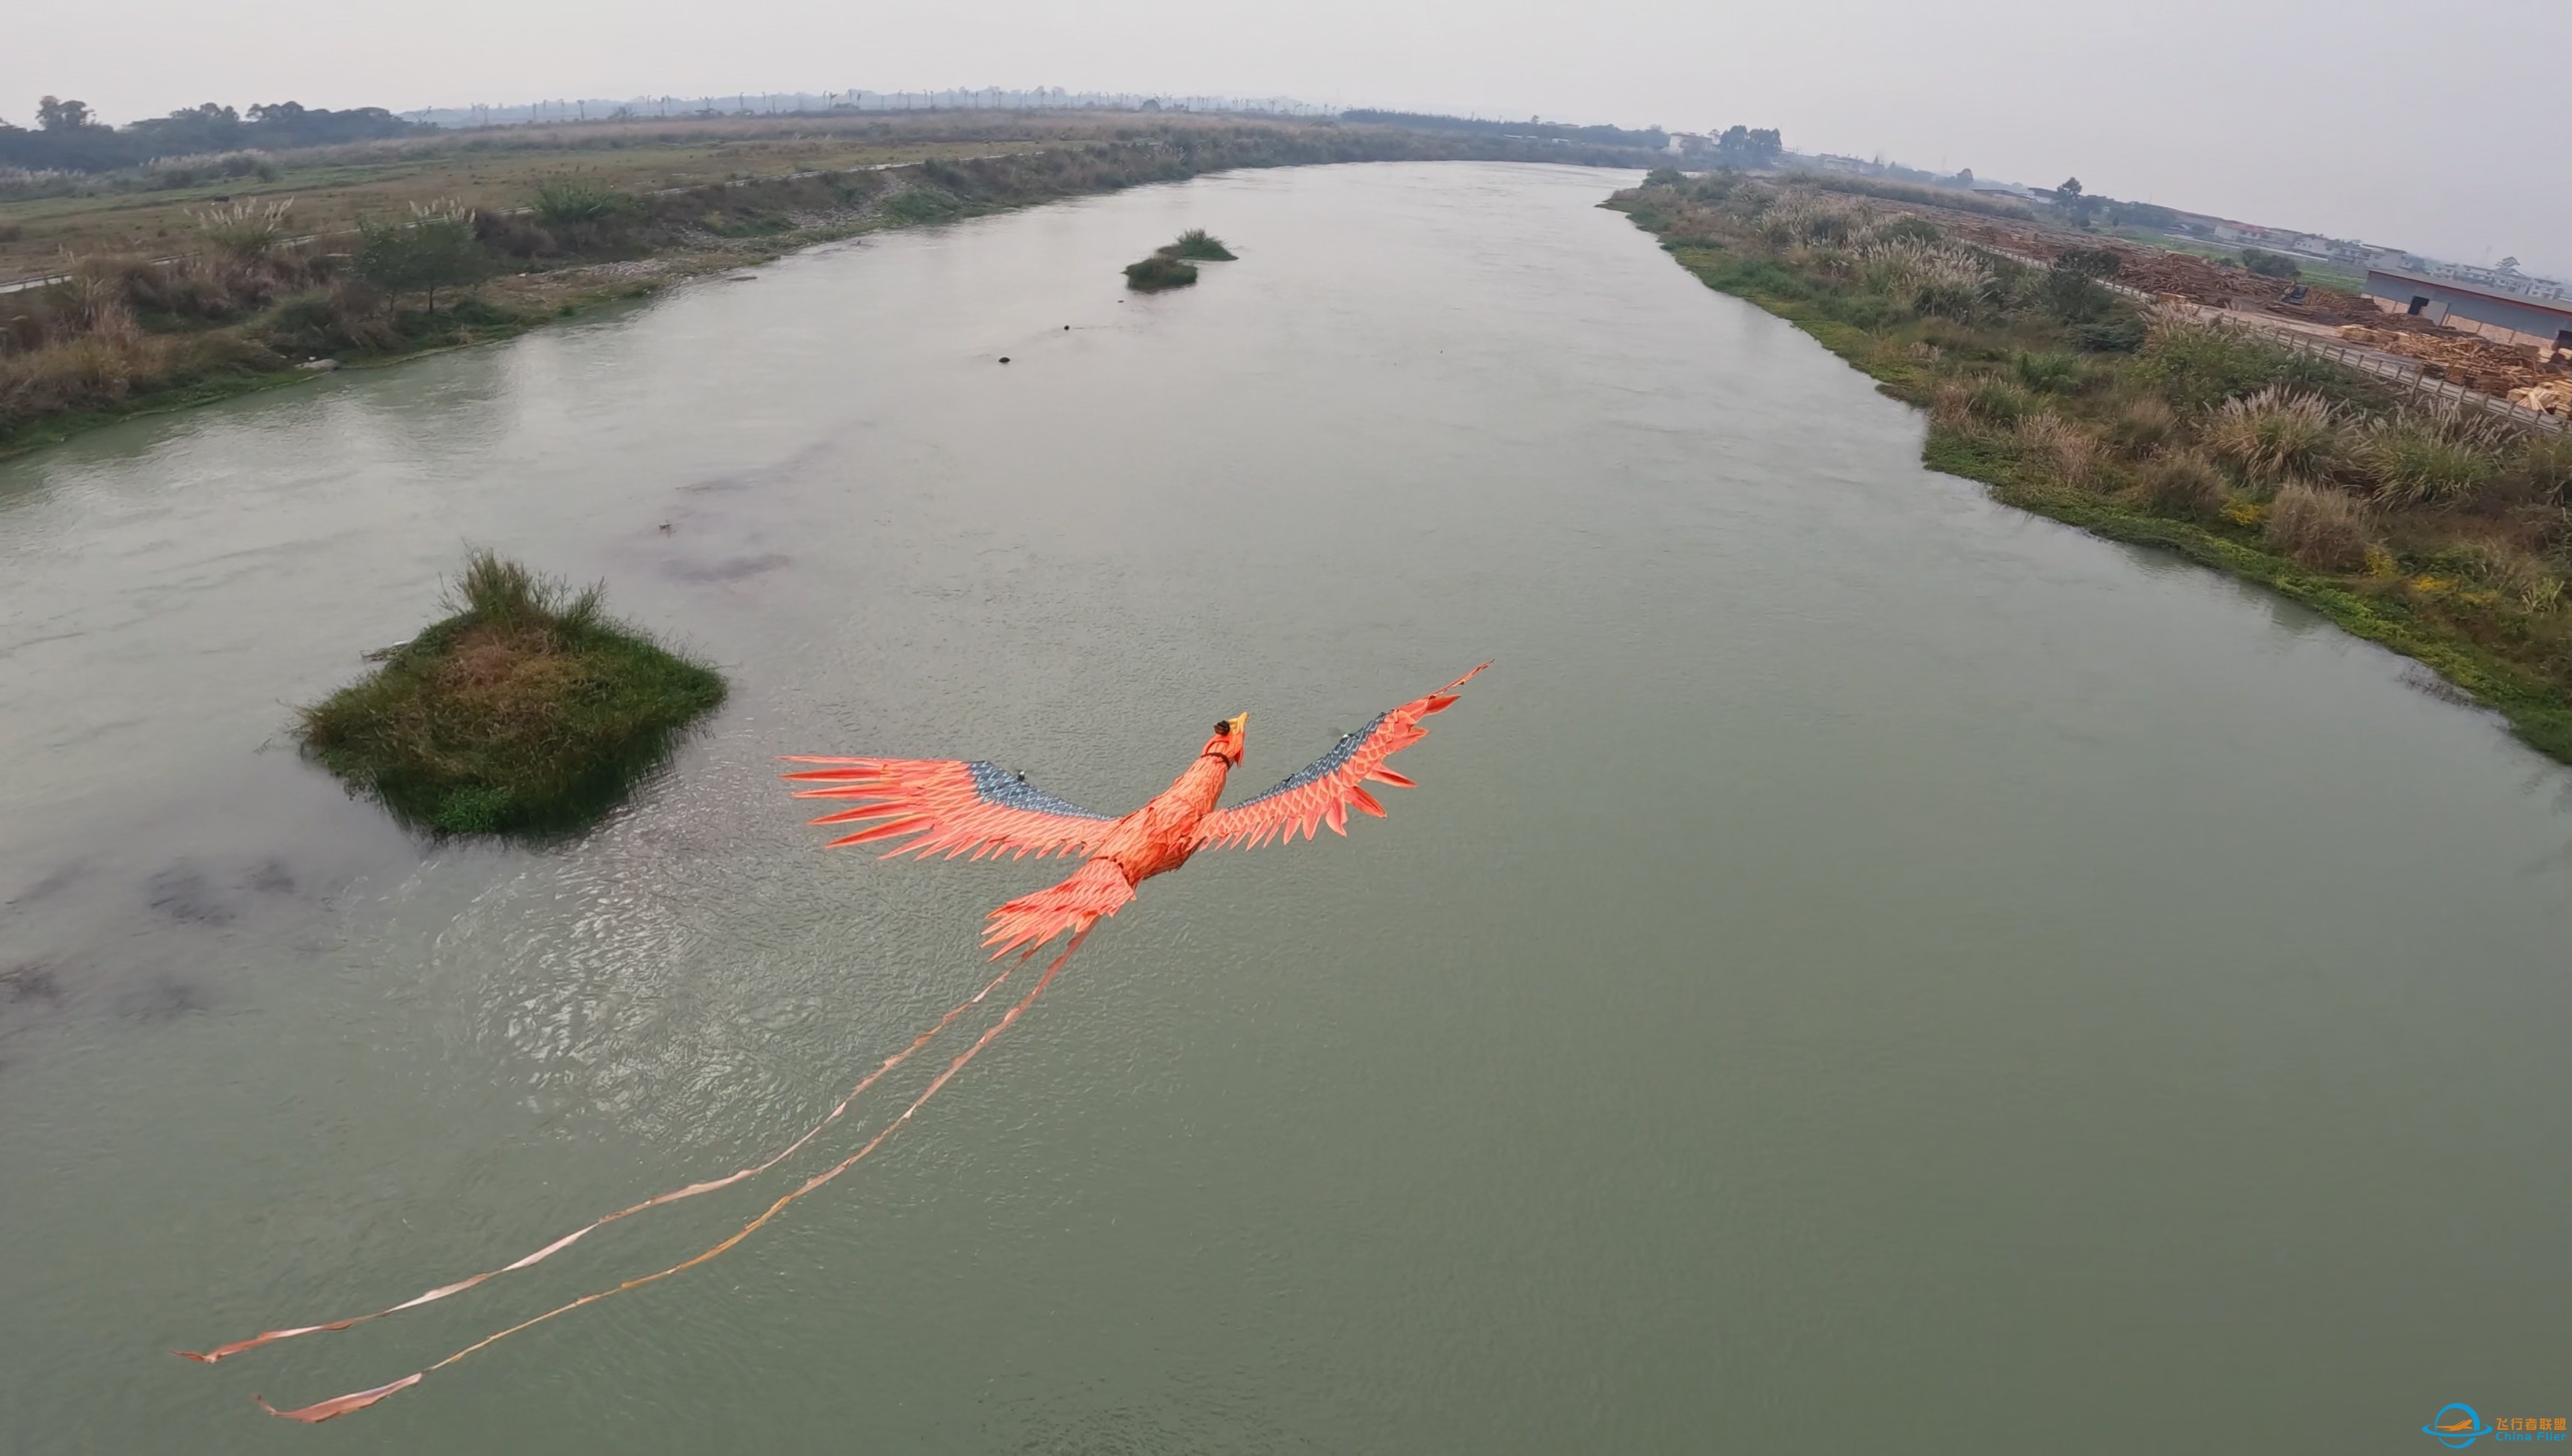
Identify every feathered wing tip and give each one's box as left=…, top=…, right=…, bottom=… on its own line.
left=779, top=756, right=1114, bottom=861
left=981, top=858, right=1137, bottom=962
left=1191, top=661, right=1489, bottom=852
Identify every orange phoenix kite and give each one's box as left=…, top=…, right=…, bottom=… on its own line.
left=186, top=664, right=1485, bottom=1423
left=786, top=661, right=1489, bottom=967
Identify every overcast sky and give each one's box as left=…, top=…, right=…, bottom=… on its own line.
left=9, top=0, right=2567, bottom=274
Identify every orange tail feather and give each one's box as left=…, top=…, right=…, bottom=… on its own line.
left=982, top=858, right=1135, bottom=961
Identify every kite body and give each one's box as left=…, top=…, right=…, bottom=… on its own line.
left=782, top=663, right=1488, bottom=961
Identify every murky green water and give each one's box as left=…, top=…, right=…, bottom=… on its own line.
left=3, top=162, right=2568, bottom=1453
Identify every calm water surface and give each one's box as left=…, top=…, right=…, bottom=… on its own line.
left=3, top=162, right=2568, bottom=1453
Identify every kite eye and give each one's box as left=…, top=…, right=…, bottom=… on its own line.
left=1212, top=720, right=1230, bottom=735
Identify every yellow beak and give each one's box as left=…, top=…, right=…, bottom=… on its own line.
left=1225, top=713, right=1249, bottom=734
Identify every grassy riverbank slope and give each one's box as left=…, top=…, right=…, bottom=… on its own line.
left=1609, top=171, right=2572, bottom=764
left=1, top=113, right=1657, bottom=456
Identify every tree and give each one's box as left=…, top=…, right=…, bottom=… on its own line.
left=1713, top=125, right=1781, bottom=168
left=357, top=203, right=488, bottom=315
left=2052, top=176, right=2099, bottom=228
left=35, top=96, right=93, bottom=131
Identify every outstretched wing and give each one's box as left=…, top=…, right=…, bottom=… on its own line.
left=1193, top=663, right=1487, bottom=851
left=781, top=758, right=1119, bottom=859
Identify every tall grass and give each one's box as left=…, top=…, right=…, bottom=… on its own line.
left=2264, top=483, right=2373, bottom=568
left=1167, top=228, right=1236, bottom=260
left=191, top=197, right=297, bottom=259
left=530, top=175, right=641, bottom=228
left=2203, top=387, right=2342, bottom=485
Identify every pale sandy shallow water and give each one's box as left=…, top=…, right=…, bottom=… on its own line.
left=2, top=162, right=2568, bottom=1452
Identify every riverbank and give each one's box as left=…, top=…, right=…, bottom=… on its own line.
left=1609, top=171, right=2572, bottom=764
left=1, top=116, right=1657, bottom=458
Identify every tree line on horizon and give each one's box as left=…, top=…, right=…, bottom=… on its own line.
left=0, top=98, right=420, bottom=173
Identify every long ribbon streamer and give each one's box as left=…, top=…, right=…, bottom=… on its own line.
left=254, top=927, right=1090, bottom=1422
left=181, top=962, right=1019, bottom=1366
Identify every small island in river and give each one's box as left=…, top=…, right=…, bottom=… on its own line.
left=298, top=551, right=725, bottom=835
left=1124, top=229, right=1237, bottom=291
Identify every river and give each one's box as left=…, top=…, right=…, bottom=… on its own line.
left=2, top=162, right=2567, bottom=1452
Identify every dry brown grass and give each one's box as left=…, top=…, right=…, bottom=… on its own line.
left=2016, top=411, right=2100, bottom=485
left=2264, top=482, right=2373, bottom=569
left=2137, top=449, right=2229, bottom=518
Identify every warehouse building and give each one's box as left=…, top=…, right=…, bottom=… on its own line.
left=2366, top=268, right=2572, bottom=357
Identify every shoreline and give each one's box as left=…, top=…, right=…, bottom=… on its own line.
left=1608, top=179, right=2572, bottom=767
left=1, top=125, right=1656, bottom=463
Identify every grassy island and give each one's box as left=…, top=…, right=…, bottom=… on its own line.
left=298, top=553, right=725, bottom=835
left=1124, top=229, right=1236, bottom=291
left=1609, top=170, right=2572, bottom=764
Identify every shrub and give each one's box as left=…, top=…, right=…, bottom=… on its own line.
left=2137, top=449, right=2229, bottom=517
left=2074, top=316, right=2149, bottom=353
left=2016, top=411, right=2101, bottom=485
left=2265, top=482, right=2372, bottom=569
left=2135, top=319, right=2354, bottom=411
left=266, top=281, right=399, bottom=355
left=356, top=201, right=488, bottom=313
left=1878, top=215, right=1942, bottom=245
left=191, top=197, right=296, bottom=260
left=2202, top=387, right=2343, bottom=485
left=474, top=209, right=555, bottom=259
left=1965, top=378, right=2033, bottom=426
left=2358, top=413, right=2505, bottom=508
left=2503, top=430, right=2572, bottom=503
left=879, top=185, right=963, bottom=223
left=530, top=175, right=640, bottom=229
left=1124, top=252, right=1197, bottom=291
left=2105, top=394, right=2181, bottom=456
left=2010, top=350, right=2084, bottom=394
left=2039, top=265, right=2115, bottom=324
left=1165, top=229, right=1236, bottom=260
left=2240, top=248, right=2301, bottom=280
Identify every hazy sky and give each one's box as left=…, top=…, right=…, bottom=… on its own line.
left=9, top=0, right=2568, bottom=274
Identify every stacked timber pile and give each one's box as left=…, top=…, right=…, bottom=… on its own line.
left=2508, top=380, right=2572, bottom=419
left=2336, top=325, right=2569, bottom=396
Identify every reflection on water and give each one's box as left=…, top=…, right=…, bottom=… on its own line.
left=2, top=162, right=2568, bottom=1453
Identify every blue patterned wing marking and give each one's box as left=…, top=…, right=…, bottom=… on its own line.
left=966, top=761, right=1114, bottom=820
left=1230, top=712, right=1390, bottom=811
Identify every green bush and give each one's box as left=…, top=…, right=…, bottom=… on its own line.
left=530, top=176, right=640, bottom=228
left=1965, top=378, right=2034, bottom=426
left=1166, top=228, right=1236, bottom=260
left=2010, top=350, right=2085, bottom=394
left=1124, top=252, right=1197, bottom=291
left=2074, top=316, right=2148, bottom=352
left=2264, top=482, right=2371, bottom=568
left=2138, top=449, right=2229, bottom=518
left=880, top=185, right=963, bottom=223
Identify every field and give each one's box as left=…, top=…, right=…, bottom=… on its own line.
left=0, top=113, right=1358, bottom=281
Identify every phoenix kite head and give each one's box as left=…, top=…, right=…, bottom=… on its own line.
left=1202, top=713, right=1247, bottom=765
